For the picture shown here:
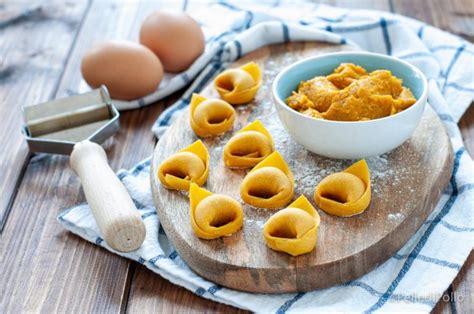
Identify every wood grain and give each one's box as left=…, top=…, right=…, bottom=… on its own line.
left=450, top=251, right=474, bottom=313
left=69, top=141, right=146, bottom=253
left=151, top=42, right=454, bottom=293
left=127, top=266, right=249, bottom=314
left=0, top=105, right=164, bottom=312
left=0, top=0, right=471, bottom=312
left=0, top=0, right=165, bottom=312
left=459, top=105, right=474, bottom=155
left=392, top=0, right=474, bottom=42
left=0, top=0, right=89, bottom=231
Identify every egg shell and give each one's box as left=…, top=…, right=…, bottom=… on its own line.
left=139, top=11, right=205, bottom=72
left=81, top=40, right=163, bottom=101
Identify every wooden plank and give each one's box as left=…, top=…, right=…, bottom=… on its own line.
left=0, top=0, right=171, bottom=312
left=451, top=251, right=474, bottom=314
left=2, top=0, right=469, bottom=313
left=432, top=291, right=453, bottom=314
left=132, top=0, right=473, bottom=310
left=0, top=0, right=89, bottom=230
left=459, top=105, right=474, bottom=155
left=68, top=0, right=472, bottom=312
left=127, top=267, right=250, bottom=313
left=0, top=104, right=164, bottom=312
left=391, top=0, right=474, bottom=42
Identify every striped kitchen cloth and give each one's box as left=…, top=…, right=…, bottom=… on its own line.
left=59, top=1, right=474, bottom=312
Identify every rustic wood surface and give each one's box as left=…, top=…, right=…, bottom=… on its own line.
left=151, top=42, right=454, bottom=293
left=0, top=0, right=89, bottom=231
left=0, top=0, right=471, bottom=312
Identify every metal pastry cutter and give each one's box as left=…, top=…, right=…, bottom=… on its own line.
left=21, top=86, right=146, bottom=253
left=22, top=86, right=119, bottom=155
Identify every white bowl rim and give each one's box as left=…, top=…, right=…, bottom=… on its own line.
left=272, top=51, right=429, bottom=125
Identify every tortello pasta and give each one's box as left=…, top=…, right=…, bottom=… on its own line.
left=189, top=183, right=243, bottom=239
left=223, top=120, right=274, bottom=169
left=240, top=151, right=294, bottom=209
left=314, top=159, right=371, bottom=217
left=263, top=195, right=320, bottom=256
left=158, top=140, right=209, bottom=191
left=214, top=62, right=262, bottom=105
left=190, top=93, right=235, bottom=137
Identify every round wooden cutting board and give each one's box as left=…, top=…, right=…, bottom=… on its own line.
left=150, top=42, right=454, bottom=293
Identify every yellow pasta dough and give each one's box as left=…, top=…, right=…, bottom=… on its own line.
left=314, top=159, right=371, bottom=217
left=214, top=62, right=261, bottom=105
left=190, top=93, right=235, bottom=137
left=240, top=151, right=294, bottom=209
left=223, top=120, right=274, bottom=169
left=158, top=140, right=209, bottom=191
left=189, top=183, right=243, bottom=239
left=263, top=195, right=320, bottom=256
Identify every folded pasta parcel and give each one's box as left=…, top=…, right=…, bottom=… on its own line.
left=190, top=93, right=235, bottom=137
left=223, top=119, right=274, bottom=169
left=214, top=62, right=261, bottom=105
left=240, top=151, right=294, bottom=209
left=264, top=195, right=320, bottom=256
left=189, top=183, right=243, bottom=239
left=158, top=140, right=209, bottom=191
left=314, top=159, right=371, bottom=217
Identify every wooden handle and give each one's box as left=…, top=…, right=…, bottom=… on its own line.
left=70, top=140, right=146, bottom=252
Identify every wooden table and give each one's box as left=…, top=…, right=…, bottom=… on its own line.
left=0, top=0, right=472, bottom=312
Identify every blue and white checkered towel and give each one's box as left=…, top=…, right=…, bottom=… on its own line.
left=60, top=1, right=474, bottom=312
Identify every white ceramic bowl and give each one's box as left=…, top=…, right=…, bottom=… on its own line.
left=272, top=52, right=428, bottom=159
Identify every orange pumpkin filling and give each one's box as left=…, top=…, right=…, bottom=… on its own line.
left=287, top=63, right=417, bottom=121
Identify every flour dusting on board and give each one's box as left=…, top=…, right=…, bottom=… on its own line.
left=198, top=79, right=428, bottom=233
left=157, top=51, right=432, bottom=238
left=258, top=110, right=408, bottom=200
left=152, top=43, right=452, bottom=276
left=188, top=97, right=431, bottom=256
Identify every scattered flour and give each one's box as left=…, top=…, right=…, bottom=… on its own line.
left=388, top=213, right=405, bottom=221
left=173, top=58, right=426, bottom=232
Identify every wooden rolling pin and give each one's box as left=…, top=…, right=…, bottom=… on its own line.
left=70, top=140, right=146, bottom=252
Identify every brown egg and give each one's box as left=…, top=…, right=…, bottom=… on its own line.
left=81, top=40, right=163, bottom=100
left=139, top=11, right=205, bottom=73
